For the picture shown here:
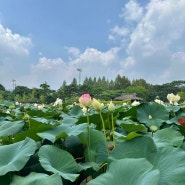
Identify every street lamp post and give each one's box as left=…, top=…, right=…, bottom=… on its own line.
left=12, top=79, right=16, bottom=90
left=77, top=68, right=82, bottom=85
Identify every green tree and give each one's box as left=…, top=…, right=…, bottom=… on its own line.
left=114, top=75, right=131, bottom=90
left=178, top=92, right=185, bottom=102
left=13, top=86, right=31, bottom=97
left=124, top=86, right=148, bottom=100
left=40, top=82, right=50, bottom=95
left=0, top=84, right=5, bottom=91
left=132, top=79, right=150, bottom=89
left=147, top=81, right=181, bottom=102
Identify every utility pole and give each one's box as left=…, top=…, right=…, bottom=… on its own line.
left=77, top=68, right=82, bottom=85
left=12, top=79, right=16, bottom=90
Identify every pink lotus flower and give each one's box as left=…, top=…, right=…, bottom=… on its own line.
left=79, top=94, right=92, bottom=107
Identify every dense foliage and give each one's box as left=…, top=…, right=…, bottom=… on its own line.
left=0, top=94, right=185, bottom=184
left=0, top=76, right=185, bottom=103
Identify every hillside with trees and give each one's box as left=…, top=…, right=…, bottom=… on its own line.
left=0, top=75, right=185, bottom=103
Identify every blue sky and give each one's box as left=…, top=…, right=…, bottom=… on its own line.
left=0, top=0, right=185, bottom=90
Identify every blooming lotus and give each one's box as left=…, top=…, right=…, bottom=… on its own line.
left=38, top=104, right=44, bottom=110
left=167, top=93, right=180, bottom=105
left=178, top=118, right=185, bottom=126
left=53, top=98, right=63, bottom=106
left=15, top=101, right=19, bottom=105
left=34, top=103, right=38, bottom=107
left=131, top=100, right=140, bottom=106
left=79, top=94, right=92, bottom=107
left=154, top=99, right=165, bottom=106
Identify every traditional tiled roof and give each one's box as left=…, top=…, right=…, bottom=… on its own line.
left=114, top=93, right=143, bottom=101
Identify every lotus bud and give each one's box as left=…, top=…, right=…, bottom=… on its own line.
left=150, top=125, right=158, bottom=132
left=82, top=106, right=88, bottom=114
left=92, top=98, right=104, bottom=111
left=9, top=105, right=15, bottom=110
left=108, top=101, right=115, bottom=112
left=149, top=115, right=152, bottom=120
left=23, top=113, right=30, bottom=120
left=79, top=94, right=91, bottom=107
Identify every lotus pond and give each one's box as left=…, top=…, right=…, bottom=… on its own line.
left=0, top=94, right=185, bottom=185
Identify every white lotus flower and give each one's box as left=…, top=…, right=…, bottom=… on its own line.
left=131, top=100, right=140, bottom=106
left=167, top=93, right=180, bottom=105
left=54, top=98, right=63, bottom=106
left=154, top=99, right=165, bottom=106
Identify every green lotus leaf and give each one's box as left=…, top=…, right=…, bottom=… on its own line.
left=10, top=172, right=63, bottom=185
left=87, top=158, right=159, bottom=185
left=13, top=123, right=53, bottom=143
left=61, top=112, right=78, bottom=126
left=0, top=120, right=25, bottom=137
left=109, top=136, right=185, bottom=184
left=0, top=138, right=37, bottom=175
left=38, top=145, right=82, bottom=182
left=109, top=136, right=157, bottom=162
left=115, top=131, right=143, bottom=141
left=68, top=106, right=83, bottom=118
left=80, top=129, right=108, bottom=165
left=137, top=102, right=169, bottom=128
left=118, top=105, right=137, bottom=120
left=0, top=101, right=14, bottom=108
left=37, top=123, right=87, bottom=143
left=153, top=128, right=184, bottom=147
left=119, top=120, right=147, bottom=133
left=151, top=146, right=185, bottom=185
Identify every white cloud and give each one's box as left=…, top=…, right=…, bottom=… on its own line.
left=27, top=47, right=121, bottom=89
left=109, top=0, right=143, bottom=47
left=32, top=57, right=66, bottom=71
left=65, top=46, right=80, bottom=58
left=72, top=47, right=120, bottom=66
left=115, top=0, right=185, bottom=84
left=161, top=52, right=185, bottom=82
left=120, top=0, right=143, bottom=22
left=0, top=20, right=121, bottom=90
left=109, top=25, right=129, bottom=41
left=0, top=24, right=32, bottom=58
left=0, top=24, right=32, bottom=89
left=1, top=0, right=185, bottom=90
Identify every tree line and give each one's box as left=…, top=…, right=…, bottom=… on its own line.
left=0, top=75, right=185, bottom=104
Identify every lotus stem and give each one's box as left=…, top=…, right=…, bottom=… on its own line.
left=111, top=112, right=116, bottom=147
left=87, top=113, right=92, bottom=161
left=100, top=112, right=109, bottom=154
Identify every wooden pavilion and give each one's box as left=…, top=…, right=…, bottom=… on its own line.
left=114, top=93, right=143, bottom=101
